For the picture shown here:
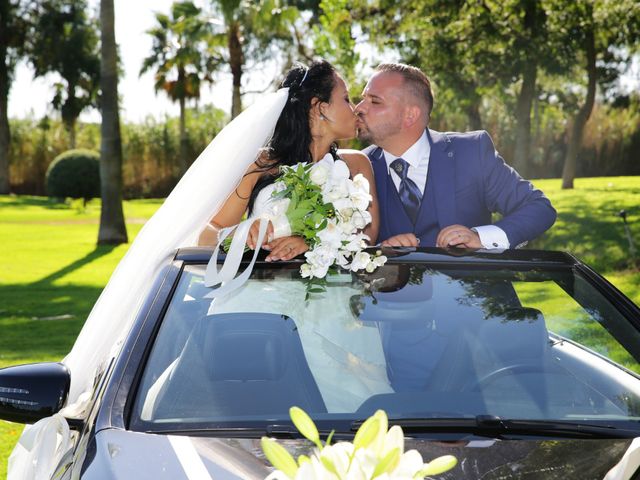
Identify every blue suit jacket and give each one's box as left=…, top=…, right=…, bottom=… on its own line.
left=365, top=129, right=557, bottom=247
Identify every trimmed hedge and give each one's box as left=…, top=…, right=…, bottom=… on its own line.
left=46, top=149, right=100, bottom=202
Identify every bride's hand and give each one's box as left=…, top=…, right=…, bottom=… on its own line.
left=265, top=236, right=309, bottom=261
left=247, top=219, right=275, bottom=249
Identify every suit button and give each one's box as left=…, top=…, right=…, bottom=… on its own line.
left=447, top=152, right=453, bottom=157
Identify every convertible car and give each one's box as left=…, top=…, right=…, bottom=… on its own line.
left=2, top=247, right=640, bottom=479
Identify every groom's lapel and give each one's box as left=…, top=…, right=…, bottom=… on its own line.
left=425, top=129, right=457, bottom=229
left=368, top=146, right=388, bottom=215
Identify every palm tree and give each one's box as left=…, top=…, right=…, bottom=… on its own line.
left=97, top=0, right=127, bottom=245
left=141, top=1, right=218, bottom=175
left=209, top=0, right=300, bottom=118
left=27, top=0, right=101, bottom=148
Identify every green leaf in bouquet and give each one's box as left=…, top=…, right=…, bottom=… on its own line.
left=304, top=277, right=327, bottom=300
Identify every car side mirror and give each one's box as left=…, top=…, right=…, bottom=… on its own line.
left=0, top=362, right=70, bottom=424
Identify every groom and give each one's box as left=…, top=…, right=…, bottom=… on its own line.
left=355, top=63, right=556, bottom=392
left=355, top=63, right=556, bottom=249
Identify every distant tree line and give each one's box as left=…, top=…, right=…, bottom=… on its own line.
left=9, top=105, right=227, bottom=198
left=1, top=0, right=639, bottom=202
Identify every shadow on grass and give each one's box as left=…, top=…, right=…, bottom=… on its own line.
left=0, top=195, right=71, bottom=210
left=33, top=244, right=117, bottom=285
left=0, top=245, right=118, bottom=365
left=0, top=284, right=102, bottom=365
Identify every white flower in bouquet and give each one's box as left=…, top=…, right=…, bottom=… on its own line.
left=350, top=173, right=370, bottom=194
left=350, top=251, right=374, bottom=272
left=331, top=197, right=355, bottom=220
left=304, top=244, right=337, bottom=278
left=323, top=183, right=349, bottom=203
left=335, top=249, right=351, bottom=267
left=317, top=219, right=344, bottom=250
left=343, top=233, right=368, bottom=253
left=351, top=210, right=372, bottom=230
left=329, top=157, right=351, bottom=181
left=350, top=190, right=373, bottom=212
left=261, top=407, right=457, bottom=480
left=310, top=160, right=331, bottom=186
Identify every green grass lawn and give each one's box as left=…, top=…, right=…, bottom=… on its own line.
left=0, top=177, right=639, bottom=478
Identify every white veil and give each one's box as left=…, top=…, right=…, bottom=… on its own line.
left=8, top=88, right=290, bottom=479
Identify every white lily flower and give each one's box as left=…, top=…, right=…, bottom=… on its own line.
left=390, top=450, right=425, bottom=477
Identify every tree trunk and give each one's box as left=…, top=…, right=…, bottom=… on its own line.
left=512, top=62, right=537, bottom=177
left=228, top=22, right=243, bottom=119
left=97, top=0, right=127, bottom=245
left=511, top=0, right=540, bottom=178
left=0, top=15, right=11, bottom=194
left=178, top=90, right=188, bottom=175
left=561, top=26, right=596, bottom=189
left=465, top=102, right=482, bottom=131
left=67, top=117, right=77, bottom=149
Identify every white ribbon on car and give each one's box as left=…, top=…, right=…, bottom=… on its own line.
left=7, top=413, right=70, bottom=480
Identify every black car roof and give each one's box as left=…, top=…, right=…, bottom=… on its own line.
left=174, top=247, right=578, bottom=268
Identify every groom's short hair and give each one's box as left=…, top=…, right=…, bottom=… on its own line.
left=376, top=63, right=434, bottom=122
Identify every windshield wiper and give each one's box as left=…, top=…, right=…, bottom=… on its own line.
left=149, top=424, right=333, bottom=439
left=351, top=415, right=640, bottom=439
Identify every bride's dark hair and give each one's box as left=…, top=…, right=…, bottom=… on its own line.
left=247, top=59, right=337, bottom=214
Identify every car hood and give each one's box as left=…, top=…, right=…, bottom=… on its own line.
left=78, top=428, right=635, bottom=479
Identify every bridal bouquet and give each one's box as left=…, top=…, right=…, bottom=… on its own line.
left=270, top=154, right=387, bottom=283
left=261, top=407, right=457, bottom=479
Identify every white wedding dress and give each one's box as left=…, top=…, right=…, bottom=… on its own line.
left=204, top=153, right=392, bottom=412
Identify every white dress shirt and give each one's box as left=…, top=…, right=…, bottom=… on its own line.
left=382, top=131, right=510, bottom=249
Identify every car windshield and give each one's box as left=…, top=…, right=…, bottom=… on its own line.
left=131, top=259, right=640, bottom=433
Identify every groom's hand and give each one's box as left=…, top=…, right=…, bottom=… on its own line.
left=381, top=233, right=420, bottom=247
left=437, top=225, right=482, bottom=249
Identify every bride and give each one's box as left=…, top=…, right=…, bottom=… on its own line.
left=8, top=60, right=381, bottom=478
left=198, top=59, right=379, bottom=256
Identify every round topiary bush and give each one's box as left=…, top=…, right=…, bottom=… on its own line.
left=46, top=149, right=101, bottom=203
